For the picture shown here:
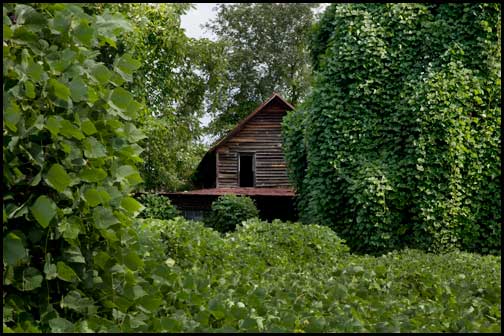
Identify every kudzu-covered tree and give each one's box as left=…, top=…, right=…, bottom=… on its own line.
left=283, top=3, right=501, bottom=254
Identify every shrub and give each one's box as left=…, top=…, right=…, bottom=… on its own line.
left=205, top=194, right=259, bottom=233
left=137, top=193, right=179, bottom=220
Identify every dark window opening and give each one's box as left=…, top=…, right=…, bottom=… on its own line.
left=239, top=154, right=255, bottom=187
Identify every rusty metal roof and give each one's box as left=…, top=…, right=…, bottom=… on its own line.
left=166, top=187, right=295, bottom=197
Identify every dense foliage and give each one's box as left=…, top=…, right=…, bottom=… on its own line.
left=85, top=3, right=224, bottom=191
left=283, top=3, right=501, bottom=254
left=136, top=193, right=179, bottom=220
left=204, top=3, right=317, bottom=139
left=3, top=3, right=153, bottom=332
left=120, top=218, right=502, bottom=332
left=204, top=195, right=259, bottom=233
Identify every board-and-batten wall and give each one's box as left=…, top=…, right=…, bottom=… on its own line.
left=216, top=102, right=291, bottom=188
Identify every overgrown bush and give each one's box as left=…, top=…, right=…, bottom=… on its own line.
left=204, top=195, right=259, bottom=233
left=137, top=193, right=179, bottom=220
left=283, top=3, right=501, bottom=254
left=136, top=217, right=501, bottom=333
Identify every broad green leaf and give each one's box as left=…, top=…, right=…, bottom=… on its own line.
left=69, top=77, right=87, bottom=102
left=23, top=81, right=36, bottom=99
left=109, top=87, right=133, bottom=111
left=27, top=62, right=44, bottom=82
left=49, top=317, right=74, bottom=333
left=45, top=163, right=71, bottom=193
left=121, top=197, right=144, bottom=215
left=89, top=63, right=111, bottom=84
left=81, top=119, right=97, bottom=135
left=74, top=22, right=95, bottom=46
left=94, top=251, right=111, bottom=270
left=124, top=251, right=144, bottom=271
left=3, top=99, right=21, bottom=132
left=61, top=290, right=97, bottom=315
left=123, top=123, right=146, bottom=142
left=79, top=167, right=107, bottom=182
left=45, top=116, right=61, bottom=136
left=49, top=78, right=71, bottom=101
left=56, top=261, right=79, bottom=282
left=83, top=137, right=107, bottom=159
left=113, top=53, right=141, bottom=82
left=93, top=206, right=119, bottom=229
left=84, top=188, right=108, bottom=207
left=30, top=195, right=56, bottom=228
left=3, top=232, right=27, bottom=266
left=59, top=119, right=84, bottom=140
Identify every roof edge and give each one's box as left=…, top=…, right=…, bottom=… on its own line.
left=208, top=93, right=294, bottom=153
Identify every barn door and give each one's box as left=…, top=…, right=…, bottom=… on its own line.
left=238, top=153, right=255, bottom=187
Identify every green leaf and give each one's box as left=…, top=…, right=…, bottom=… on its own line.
left=56, top=261, right=79, bottom=282
left=3, top=99, right=21, bottom=132
left=124, top=251, right=144, bottom=271
left=121, top=197, right=144, bottom=216
left=89, top=63, right=111, bottom=84
left=58, top=217, right=82, bottom=241
left=49, top=78, right=71, bottom=101
left=83, top=189, right=102, bottom=207
left=79, top=167, right=107, bottom=182
left=123, top=123, right=147, bottom=142
left=64, top=245, right=86, bottom=263
left=3, top=232, right=27, bottom=266
left=93, top=206, right=119, bottom=229
left=74, top=22, right=95, bottom=46
left=45, top=116, right=61, bottom=136
left=30, top=195, right=56, bottom=228
left=27, top=62, right=44, bottom=82
left=61, top=290, right=97, bottom=315
left=83, top=137, right=107, bottom=159
left=81, top=119, right=97, bottom=135
left=49, top=317, right=74, bottom=333
left=114, top=53, right=141, bottom=82
left=45, top=163, right=71, bottom=193
left=23, top=81, right=36, bottom=99
left=59, top=119, right=85, bottom=140
left=109, top=87, right=133, bottom=112
left=69, top=77, right=87, bottom=102
left=20, top=267, right=43, bottom=291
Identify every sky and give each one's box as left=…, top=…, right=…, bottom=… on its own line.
left=180, top=3, right=220, bottom=40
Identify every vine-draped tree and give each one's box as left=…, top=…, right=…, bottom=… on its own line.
left=204, top=3, right=318, bottom=139
left=283, top=3, right=501, bottom=254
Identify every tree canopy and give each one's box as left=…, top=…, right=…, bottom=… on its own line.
left=204, top=3, right=318, bottom=139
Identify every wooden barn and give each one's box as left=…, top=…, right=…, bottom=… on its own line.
left=166, top=93, right=297, bottom=221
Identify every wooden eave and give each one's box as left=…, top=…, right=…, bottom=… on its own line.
left=207, top=92, right=294, bottom=153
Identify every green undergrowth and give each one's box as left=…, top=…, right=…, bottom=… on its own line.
left=129, top=218, right=501, bottom=332
left=3, top=216, right=501, bottom=333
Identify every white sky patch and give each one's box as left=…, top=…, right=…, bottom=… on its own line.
left=180, top=3, right=220, bottom=40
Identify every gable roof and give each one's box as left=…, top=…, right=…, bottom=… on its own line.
left=208, top=92, right=294, bottom=153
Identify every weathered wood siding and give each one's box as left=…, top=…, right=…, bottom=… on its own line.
left=216, top=100, right=291, bottom=188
